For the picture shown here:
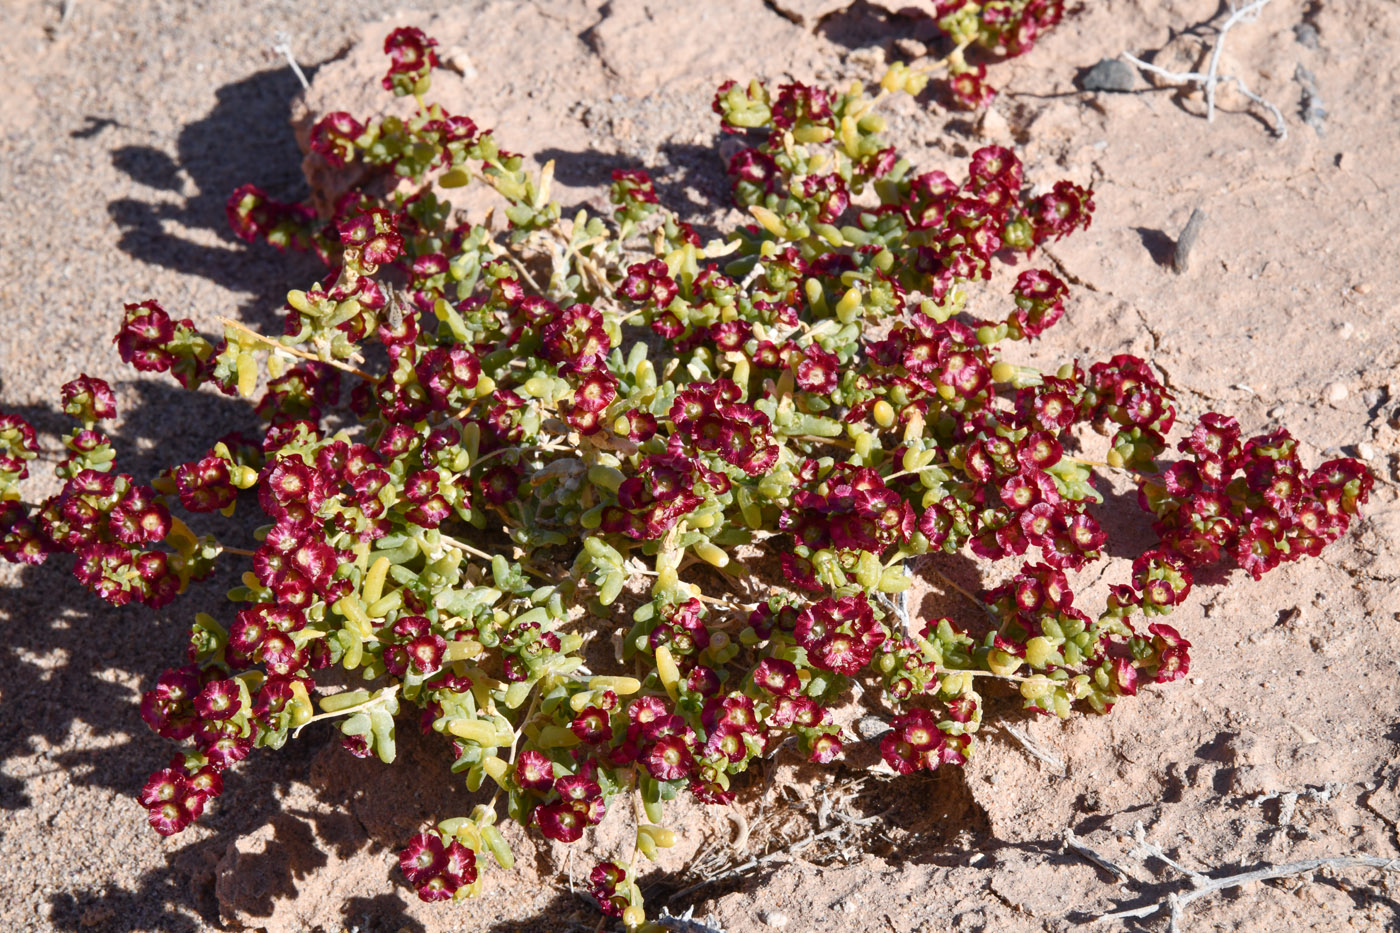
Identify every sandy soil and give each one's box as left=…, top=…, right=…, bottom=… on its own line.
left=1, top=1, right=1397, bottom=931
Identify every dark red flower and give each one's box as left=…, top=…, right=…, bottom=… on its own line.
left=516, top=750, right=556, bottom=792
left=400, top=832, right=447, bottom=886
left=642, top=734, right=695, bottom=782
left=309, top=112, right=365, bottom=168
left=381, top=27, right=439, bottom=92
left=536, top=801, right=586, bottom=842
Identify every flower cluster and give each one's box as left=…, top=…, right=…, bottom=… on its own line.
left=1140, top=419, right=1373, bottom=579
left=930, top=0, right=1068, bottom=107
left=0, top=28, right=1369, bottom=930
left=0, top=375, right=227, bottom=604
left=399, top=830, right=478, bottom=901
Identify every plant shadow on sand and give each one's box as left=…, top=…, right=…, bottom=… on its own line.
left=537, top=140, right=734, bottom=244
left=0, top=381, right=308, bottom=930
left=102, top=65, right=329, bottom=335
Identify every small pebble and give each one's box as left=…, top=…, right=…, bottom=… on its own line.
left=1081, top=58, right=1137, bottom=93
left=855, top=715, right=891, bottom=741
left=1354, top=282, right=1373, bottom=294
left=975, top=106, right=1010, bottom=141
left=847, top=47, right=884, bottom=71
left=761, top=910, right=789, bottom=928
left=443, top=50, right=477, bottom=80
left=1357, top=443, right=1376, bottom=461
left=1337, top=322, right=1355, bottom=339
left=1326, top=382, right=1349, bottom=404
left=894, top=38, right=927, bottom=60
left=1294, top=22, right=1320, bottom=49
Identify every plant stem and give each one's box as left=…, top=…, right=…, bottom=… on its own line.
left=935, top=665, right=1034, bottom=684
left=293, top=684, right=399, bottom=738
left=218, top=316, right=375, bottom=381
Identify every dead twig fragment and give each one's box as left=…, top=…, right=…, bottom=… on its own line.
left=1205, top=0, right=1272, bottom=122
left=1122, top=1, right=1288, bottom=140
left=1092, top=820, right=1400, bottom=932
left=1062, top=827, right=1131, bottom=882
left=1127, top=821, right=1208, bottom=886
left=999, top=723, right=1067, bottom=776
left=1171, top=208, right=1207, bottom=275
left=272, top=33, right=311, bottom=91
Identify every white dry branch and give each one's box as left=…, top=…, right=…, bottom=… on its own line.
left=658, top=906, right=730, bottom=933
left=1123, top=0, right=1288, bottom=140
left=272, top=32, right=311, bottom=91
left=1091, top=820, right=1400, bottom=932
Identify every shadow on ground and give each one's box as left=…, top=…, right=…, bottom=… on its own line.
left=102, top=65, right=328, bottom=332
left=538, top=140, right=733, bottom=242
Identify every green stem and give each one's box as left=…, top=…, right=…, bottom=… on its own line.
left=292, top=684, right=400, bottom=738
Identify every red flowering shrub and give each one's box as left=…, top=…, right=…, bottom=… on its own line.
left=0, top=29, right=1371, bottom=928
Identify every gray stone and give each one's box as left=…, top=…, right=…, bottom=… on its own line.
left=1082, top=58, right=1137, bottom=93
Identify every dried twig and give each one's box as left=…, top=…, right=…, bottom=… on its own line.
left=1127, top=820, right=1207, bottom=885
left=664, top=836, right=802, bottom=904
left=667, top=798, right=887, bottom=904
left=657, top=906, right=729, bottom=933
left=272, top=33, right=311, bottom=91
left=926, top=564, right=996, bottom=620
left=1122, top=1, right=1287, bottom=140
left=1063, top=827, right=1131, bottom=882
left=45, top=0, right=77, bottom=39
left=1092, top=820, right=1400, bottom=932
left=1097, top=855, right=1400, bottom=931
left=999, top=723, right=1067, bottom=776
left=1204, top=0, right=1272, bottom=122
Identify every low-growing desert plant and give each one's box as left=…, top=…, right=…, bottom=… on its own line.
left=0, top=26, right=1371, bottom=928
left=905, top=0, right=1069, bottom=107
